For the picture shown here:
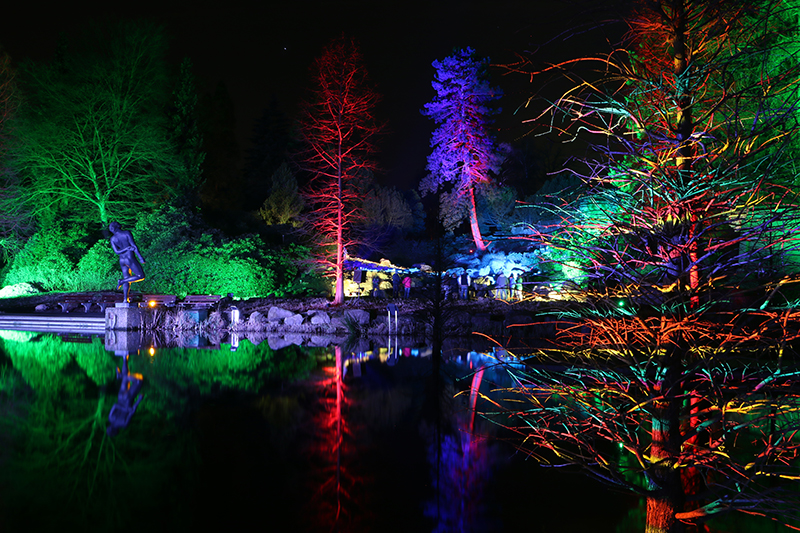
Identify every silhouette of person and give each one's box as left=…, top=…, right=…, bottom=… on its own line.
left=107, top=354, right=143, bottom=437
left=109, top=221, right=145, bottom=303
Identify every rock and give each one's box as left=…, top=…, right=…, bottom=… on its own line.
left=344, top=309, right=370, bottom=325
left=268, top=306, right=295, bottom=321
left=245, top=311, right=269, bottom=331
left=35, top=304, right=49, bottom=312
left=330, top=317, right=346, bottom=330
left=309, top=311, right=331, bottom=325
left=285, top=313, right=304, bottom=326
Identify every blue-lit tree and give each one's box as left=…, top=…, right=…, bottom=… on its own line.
left=420, top=48, right=502, bottom=253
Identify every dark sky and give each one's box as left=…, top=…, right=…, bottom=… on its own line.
left=0, top=0, right=610, bottom=190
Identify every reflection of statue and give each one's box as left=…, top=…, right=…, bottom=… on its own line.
left=109, top=221, right=145, bottom=303
left=107, top=354, right=143, bottom=437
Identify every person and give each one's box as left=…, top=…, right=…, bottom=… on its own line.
left=514, top=274, right=524, bottom=301
left=109, top=221, right=145, bottom=303
left=458, top=271, right=470, bottom=300
left=372, top=274, right=381, bottom=297
left=495, top=273, right=507, bottom=300
left=392, top=272, right=401, bottom=298
left=403, top=275, right=412, bottom=298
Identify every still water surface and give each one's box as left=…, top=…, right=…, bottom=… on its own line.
left=0, top=331, right=641, bottom=532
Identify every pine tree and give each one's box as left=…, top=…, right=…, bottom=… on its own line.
left=167, top=57, right=205, bottom=195
left=420, top=48, right=502, bottom=253
left=257, top=162, right=303, bottom=227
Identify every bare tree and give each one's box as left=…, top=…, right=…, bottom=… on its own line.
left=297, top=35, right=382, bottom=304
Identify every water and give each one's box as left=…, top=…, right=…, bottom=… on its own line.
left=0, top=330, right=640, bottom=532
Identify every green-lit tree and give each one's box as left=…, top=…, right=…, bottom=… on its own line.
left=490, top=1, right=800, bottom=531
left=13, top=22, right=180, bottom=228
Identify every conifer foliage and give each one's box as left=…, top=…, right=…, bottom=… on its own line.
left=420, top=48, right=502, bottom=253
left=298, top=35, right=382, bottom=304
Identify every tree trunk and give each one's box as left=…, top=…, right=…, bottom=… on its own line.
left=647, top=344, right=685, bottom=533
left=467, top=186, right=487, bottom=253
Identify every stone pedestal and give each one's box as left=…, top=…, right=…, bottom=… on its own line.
left=106, top=305, right=142, bottom=330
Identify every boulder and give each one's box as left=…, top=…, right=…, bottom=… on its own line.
left=268, top=306, right=296, bottom=322
left=344, top=309, right=370, bottom=325
left=245, top=311, right=269, bottom=331
left=309, top=311, right=331, bottom=325
left=285, top=313, right=305, bottom=326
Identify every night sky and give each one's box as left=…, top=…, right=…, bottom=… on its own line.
left=0, top=0, right=614, bottom=191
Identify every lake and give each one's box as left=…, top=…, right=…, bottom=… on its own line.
left=0, top=330, right=643, bottom=532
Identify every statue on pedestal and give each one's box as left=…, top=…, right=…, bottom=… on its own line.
left=109, top=221, right=145, bottom=303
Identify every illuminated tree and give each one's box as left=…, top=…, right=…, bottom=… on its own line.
left=257, top=162, right=303, bottom=227
left=420, top=48, right=502, bottom=253
left=13, top=22, right=179, bottom=227
left=491, top=1, right=800, bottom=531
left=298, top=35, right=382, bottom=305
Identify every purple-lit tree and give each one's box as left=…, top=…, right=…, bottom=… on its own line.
left=298, top=35, right=382, bottom=305
left=420, top=48, right=502, bottom=253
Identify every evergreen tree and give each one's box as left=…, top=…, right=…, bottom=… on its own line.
left=420, top=48, right=502, bottom=253
left=198, top=81, right=241, bottom=213
left=167, top=57, right=205, bottom=196
left=257, top=162, right=303, bottom=227
left=242, top=98, right=291, bottom=210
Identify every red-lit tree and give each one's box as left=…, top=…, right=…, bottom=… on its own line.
left=298, top=36, right=382, bottom=305
left=420, top=48, right=502, bottom=253
left=490, top=0, right=800, bottom=531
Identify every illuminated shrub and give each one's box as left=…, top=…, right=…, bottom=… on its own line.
left=1, top=224, right=83, bottom=291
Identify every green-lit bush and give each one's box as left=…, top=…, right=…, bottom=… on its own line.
left=0, top=204, right=322, bottom=298
left=0, top=222, right=88, bottom=292
left=130, top=205, right=319, bottom=297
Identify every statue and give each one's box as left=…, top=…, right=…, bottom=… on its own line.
left=109, top=221, right=145, bottom=303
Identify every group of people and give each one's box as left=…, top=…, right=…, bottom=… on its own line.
left=389, top=272, right=412, bottom=298
left=448, top=271, right=525, bottom=301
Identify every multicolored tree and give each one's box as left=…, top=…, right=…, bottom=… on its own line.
left=490, top=0, right=800, bottom=531
left=420, top=48, right=502, bottom=253
left=298, top=35, right=382, bottom=304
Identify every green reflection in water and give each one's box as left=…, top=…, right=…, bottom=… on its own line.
left=0, top=333, right=319, bottom=532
